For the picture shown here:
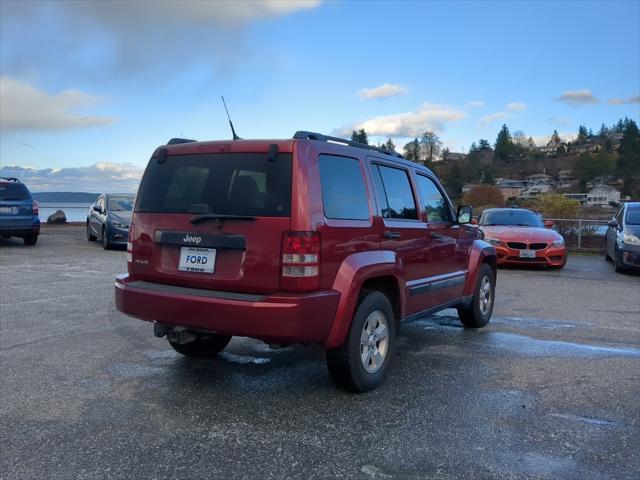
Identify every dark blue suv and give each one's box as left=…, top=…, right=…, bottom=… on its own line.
left=0, top=177, right=40, bottom=245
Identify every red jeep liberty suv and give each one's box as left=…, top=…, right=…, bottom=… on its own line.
left=115, top=132, right=497, bottom=392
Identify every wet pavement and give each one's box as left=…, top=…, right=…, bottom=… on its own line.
left=1, top=227, right=639, bottom=479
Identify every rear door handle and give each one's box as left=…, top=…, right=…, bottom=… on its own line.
left=384, top=231, right=401, bottom=240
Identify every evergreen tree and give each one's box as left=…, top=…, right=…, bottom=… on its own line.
left=577, top=125, right=588, bottom=143
left=550, top=130, right=561, bottom=144
left=385, top=138, right=396, bottom=152
left=617, top=119, right=640, bottom=195
left=598, top=123, right=609, bottom=139
left=494, top=124, right=513, bottom=161
left=403, top=139, right=421, bottom=162
left=351, top=129, right=368, bottom=144
left=469, top=142, right=478, bottom=153
left=478, top=139, right=491, bottom=150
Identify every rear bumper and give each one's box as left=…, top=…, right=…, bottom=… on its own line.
left=0, top=220, right=40, bottom=237
left=114, top=274, right=341, bottom=343
left=494, top=245, right=567, bottom=267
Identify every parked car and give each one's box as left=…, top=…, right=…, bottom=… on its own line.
left=479, top=208, right=567, bottom=269
left=115, top=132, right=497, bottom=392
left=0, top=177, right=40, bottom=245
left=605, top=202, right=640, bottom=272
left=87, top=193, right=135, bottom=249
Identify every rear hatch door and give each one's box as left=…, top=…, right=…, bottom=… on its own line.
left=0, top=182, right=34, bottom=224
left=132, top=149, right=292, bottom=294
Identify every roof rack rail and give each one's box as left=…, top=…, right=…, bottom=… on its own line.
left=0, top=177, right=20, bottom=182
left=167, top=138, right=196, bottom=145
left=292, top=131, right=403, bottom=158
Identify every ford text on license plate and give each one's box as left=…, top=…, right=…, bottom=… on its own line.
left=519, top=249, right=536, bottom=258
left=178, top=247, right=216, bottom=273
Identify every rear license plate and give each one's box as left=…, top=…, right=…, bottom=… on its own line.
left=178, top=247, right=216, bottom=273
left=519, top=249, right=536, bottom=258
left=0, top=206, right=13, bottom=214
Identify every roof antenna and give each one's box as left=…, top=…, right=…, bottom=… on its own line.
left=221, top=96, right=241, bottom=141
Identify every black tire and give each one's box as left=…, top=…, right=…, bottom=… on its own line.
left=168, top=334, right=232, bottom=358
left=87, top=222, right=97, bottom=242
left=457, top=263, right=495, bottom=328
left=102, top=226, right=111, bottom=250
left=326, top=291, right=396, bottom=393
left=23, top=234, right=38, bottom=246
left=614, top=246, right=625, bottom=273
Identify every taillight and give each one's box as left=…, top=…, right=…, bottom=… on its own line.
left=32, top=201, right=39, bottom=215
left=127, top=222, right=135, bottom=265
left=281, top=231, right=320, bottom=291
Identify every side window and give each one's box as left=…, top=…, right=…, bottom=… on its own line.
left=98, top=197, right=105, bottom=210
left=415, top=175, right=453, bottom=223
left=319, top=154, right=370, bottom=220
left=616, top=207, right=624, bottom=226
left=374, top=164, right=418, bottom=220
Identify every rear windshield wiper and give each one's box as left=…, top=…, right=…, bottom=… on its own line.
left=190, top=213, right=256, bottom=225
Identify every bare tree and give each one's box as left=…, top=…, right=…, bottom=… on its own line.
left=420, top=131, right=442, bottom=164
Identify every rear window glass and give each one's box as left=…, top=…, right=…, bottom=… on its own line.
left=0, top=183, right=30, bottom=201
left=135, top=153, right=292, bottom=216
left=319, top=155, right=369, bottom=220
left=108, top=196, right=135, bottom=212
left=626, top=207, right=640, bottom=225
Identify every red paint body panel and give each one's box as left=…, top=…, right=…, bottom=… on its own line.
left=115, top=274, right=340, bottom=343
left=324, top=250, right=402, bottom=348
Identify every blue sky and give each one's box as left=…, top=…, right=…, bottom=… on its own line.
left=1, top=0, right=639, bottom=191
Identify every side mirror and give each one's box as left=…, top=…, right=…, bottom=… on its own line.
left=607, top=219, right=618, bottom=228
left=457, top=205, right=473, bottom=224
left=93, top=205, right=103, bottom=214
left=544, top=220, right=554, bottom=228
left=471, top=218, right=478, bottom=225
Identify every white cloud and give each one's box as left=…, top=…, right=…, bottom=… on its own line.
left=506, top=102, right=526, bottom=111
left=0, top=76, right=114, bottom=131
left=464, top=101, right=485, bottom=109
left=555, top=89, right=598, bottom=106
left=1, top=1, right=322, bottom=81
left=0, top=163, right=144, bottom=192
left=608, top=95, right=640, bottom=105
left=334, top=103, right=466, bottom=138
left=480, top=111, right=510, bottom=126
left=357, top=83, right=408, bottom=100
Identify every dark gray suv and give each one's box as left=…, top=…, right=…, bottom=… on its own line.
left=605, top=202, right=640, bottom=272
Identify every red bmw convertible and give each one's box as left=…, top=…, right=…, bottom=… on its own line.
left=479, top=208, right=567, bottom=269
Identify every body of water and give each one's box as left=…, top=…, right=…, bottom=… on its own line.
left=38, top=203, right=92, bottom=222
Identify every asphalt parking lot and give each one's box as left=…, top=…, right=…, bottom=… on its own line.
left=1, top=227, right=639, bottom=480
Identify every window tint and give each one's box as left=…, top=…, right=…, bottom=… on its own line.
left=0, top=183, right=30, bottom=201
left=108, top=196, right=135, bottom=212
left=480, top=209, right=543, bottom=227
left=626, top=206, right=640, bottom=225
left=319, top=155, right=369, bottom=220
left=415, top=175, right=452, bottom=223
left=136, top=153, right=292, bottom=216
left=374, top=165, right=418, bottom=220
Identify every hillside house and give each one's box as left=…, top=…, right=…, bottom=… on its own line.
left=495, top=179, right=528, bottom=200
left=586, top=185, right=620, bottom=207
left=519, top=184, right=552, bottom=199
left=525, top=173, right=554, bottom=185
